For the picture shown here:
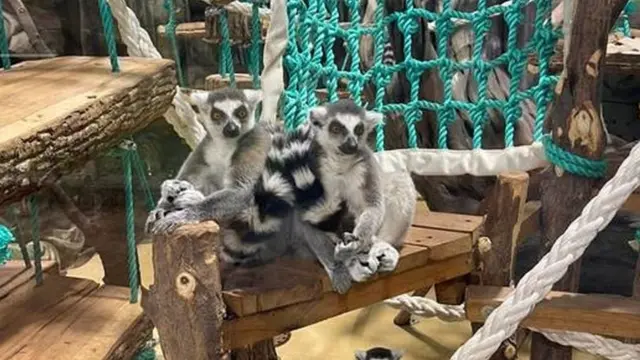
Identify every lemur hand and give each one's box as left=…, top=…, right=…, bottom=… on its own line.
left=150, top=207, right=200, bottom=235
left=145, top=180, right=205, bottom=234
left=334, top=232, right=372, bottom=262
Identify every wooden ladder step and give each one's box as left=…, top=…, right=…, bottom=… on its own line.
left=205, top=73, right=256, bottom=90
left=0, top=272, right=153, bottom=360
left=466, top=285, right=640, bottom=339
left=0, top=56, right=176, bottom=206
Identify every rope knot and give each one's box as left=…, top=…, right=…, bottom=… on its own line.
left=542, top=135, right=607, bottom=178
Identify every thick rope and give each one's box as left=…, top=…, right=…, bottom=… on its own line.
left=164, top=0, right=186, bottom=86
left=27, top=195, right=43, bottom=286
left=542, top=135, right=607, bottom=178
left=0, top=0, right=10, bottom=69
left=131, top=149, right=156, bottom=211
left=98, top=0, right=120, bottom=72
left=385, top=296, right=640, bottom=360
left=0, top=224, right=13, bottom=266
left=249, top=3, right=262, bottom=89
left=450, top=140, right=640, bottom=360
left=218, top=8, right=236, bottom=87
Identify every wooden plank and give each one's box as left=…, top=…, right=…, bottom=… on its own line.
left=622, top=192, right=640, bottom=212
left=0, top=260, right=57, bottom=297
left=518, top=201, right=541, bottom=244
left=404, top=226, right=471, bottom=261
left=222, top=253, right=474, bottom=349
left=412, top=203, right=484, bottom=235
left=0, top=274, right=152, bottom=360
left=205, top=73, right=256, bottom=90
left=0, top=56, right=176, bottom=205
left=466, top=285, right=640, bottom=340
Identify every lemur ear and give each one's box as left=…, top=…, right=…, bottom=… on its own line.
left=243, top=89, right=263, bottom=106
left=354, top=350, right=367, bottom=360
left=391, top=349, right=405, bottom=360
left=364, top=110, right=383, bottom=134
left=180, top=87, right=209, bottom=114
left=308, top=105, right=329, bottom=127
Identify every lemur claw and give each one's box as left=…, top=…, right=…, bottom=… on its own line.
left=334, top=240, right=360, bottom=262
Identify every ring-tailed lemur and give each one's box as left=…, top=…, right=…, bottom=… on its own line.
left=148, top=90, right=354, bottom=293
left=355, top=347, right=404, bottom=360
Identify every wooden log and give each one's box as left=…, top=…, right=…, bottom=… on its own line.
left=142, top=222, right=226, bottom=360
left=466, top=285, right=640, bottom=339
left=531, top=1, right=627, bottom=359
left=205, top=73, right=256, bottom=90
left=435, top=276, right=467, bottom=305
left=0, top=56, right=176, bottom=206
left=471, top=172, right=529, bottom=360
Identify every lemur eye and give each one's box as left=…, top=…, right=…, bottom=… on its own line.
left=236, top=108, right=248, bottom=119
left=354, top=123, right=364, bottom=136
left=212, top=111, right=223, bottom=121
left=329, top=122, right=342, bottom=134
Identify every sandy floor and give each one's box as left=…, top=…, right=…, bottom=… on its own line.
left=64, top=244, right=599, bottom=360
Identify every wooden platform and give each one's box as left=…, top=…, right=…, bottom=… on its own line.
left=0, top=56, right=177, bottom=205
left=530, top=36, right=640, bottom=73
left=0, top=266, right=152, bottom=360
left=466, top=285, right=640, bottom=339
left=219, top=203, right=484, bottom=349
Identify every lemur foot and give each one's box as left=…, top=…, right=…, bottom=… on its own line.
left=329, top=265, right=352, bottom=294
left=371, top=242, right=400, bottom=273
left=150, top=208, right=200, bottom=235
left=345, top=252, right=379, bottom=283
left=335, top=232, right=370, bottom=262
left=146, top=180, right=205, bottom=234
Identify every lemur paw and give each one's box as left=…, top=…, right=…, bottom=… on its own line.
left=329, top=265, right=352, bottom=294
left=145, top=208, right=168, bottom=234
left=334, top=240, right=360, bottom=262
left=371, top=242, right=399, bottom=273
left=157, top=179, right=197, bottom=208
left=345, top=253, right=379, bottom=283
left=150, top=208, right=200, bottom=235
left=173, top=189, right=205, bottom=208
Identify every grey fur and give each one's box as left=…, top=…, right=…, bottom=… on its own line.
left=306, top=100, right=386, bottom=260
left=355, top=347, right=404, bottom=360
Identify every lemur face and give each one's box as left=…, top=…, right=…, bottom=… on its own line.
left=182, top=87, right=263, bottom=139
left=355, top=347, right=404, bottom=360
left=308, top=99, right=383, bottom=155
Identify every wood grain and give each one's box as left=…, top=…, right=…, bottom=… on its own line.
left=0, top=273, right=152, bottom=360
left=466, top=285, right=640, bottom=339
left=0, top=56, right=176, bottom=205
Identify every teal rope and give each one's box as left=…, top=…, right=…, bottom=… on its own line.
left=0, top=0, right=10, bottom=70
left=0, top=224, right=13, bottom=266
left=98, top=0, right=120, bottom=72
left=121, top=145, right=140, bottom=304
left=542, top=135, right=607, bottom=179
left=28, top=195, right=43, bottom=286
left=164, top=0, right=186, bottom=86
left=133, top=347, right=157, bottom=360
left=249, top=4, right=262, bottom=89
left=635, top=228, right=640, bottom=248
left=7, top=206, right=30, bottom=268
left=218, top=9, right=236, bottom=87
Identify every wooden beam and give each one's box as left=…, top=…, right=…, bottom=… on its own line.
left=0, top=56, right=176, bottom=206
left=518, top=201, right=541, bottom=244
left=142, top=222, right=226, bottom=360
left=531, top=0, right=627, bottom=359
left=205, top=73, right=256, bottom=90
left=471, top=172, right=529, bottom=360
left=466, top=285, right=640, bottom=339
left=222, top=253, right=473, bottom=349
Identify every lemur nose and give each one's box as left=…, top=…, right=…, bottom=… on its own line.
left=223, top=123, right=240, bottom=138
left=340, top=136, right=358, bottom=154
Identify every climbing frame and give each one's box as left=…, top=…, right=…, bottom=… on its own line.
left=0, top=56, right=176, bottom=205
left=143, top=202, right=484, bottom=357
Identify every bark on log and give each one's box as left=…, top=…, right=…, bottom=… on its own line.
left=142, top=221, right=226, bottom=360
left=0, top=56, right=176, bottom=206
left=471, top=172, right=529, bottom=360
left=530, top=1, right=626, bottom=358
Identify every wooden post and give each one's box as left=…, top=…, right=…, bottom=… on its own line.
left=530, top=0, right=627, bottom=359
left=470, top=172, right=529, bottom=360
left=142, top=222, right=225, bottom=360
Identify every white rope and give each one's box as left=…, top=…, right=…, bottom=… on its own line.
left=447, top=141, right=640, bottom=360
left=385, top=296, right=640, bottom=360
left=223, top=1, right=271, bottom=19
left=107, top=0, right=206, bottom=149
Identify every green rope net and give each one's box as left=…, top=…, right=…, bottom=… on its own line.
left=165, top=0, right=187, bottom=86
left=0, top=224, right=14, bottom=266
left=282, top=0, right=561, bottom=150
